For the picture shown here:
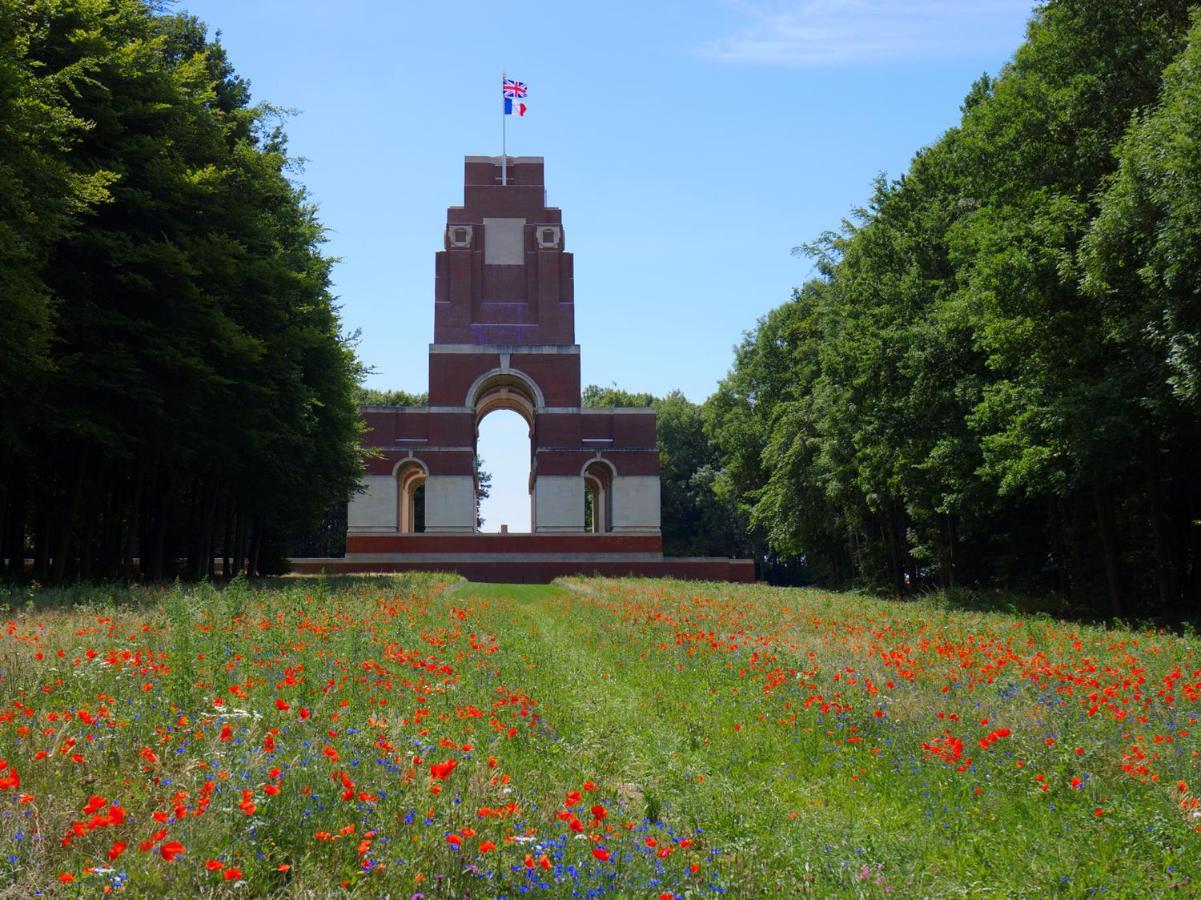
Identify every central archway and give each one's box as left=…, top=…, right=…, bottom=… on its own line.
left=468, top=370, right=539, bottom=533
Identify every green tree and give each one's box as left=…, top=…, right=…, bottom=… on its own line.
left=1081, top=13, right=1201, bottom=607
left=711, top=0, right=1201, bottom=611
left=1, top=1, right=362, bottom=582
left=357, top=387, right=429, bottom=406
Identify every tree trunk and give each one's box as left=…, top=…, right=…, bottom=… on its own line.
left=883, top=507, right=905, bottom=596
left=221, top=492, right=233, bottom=579
left=51, top=444, right=89, bottom=584
left=3, top=463, right=27, bottom=577
left=141, top=460, right=171, bottom=582
left=233, top=508, right=248, bottom=577
left=248, top=516, right=263, bottom=577
left=940, top=513, right=956, bottom=590
left=0, top=452, right=9, bottom=572
left=1092, top=484, right=1124, bottom=619
left=185, top=476, right=201, bottom=577
left=194, top=477, right=220, bottom=580
left=123, top=470, right=141, bottom=583
left=101, top=467, right=124, bottom=578
left=33, top=503, right=50, bottom=582
left=149, top=466, right=172, bottom=581
left=77, top=459, right=104, bottom=582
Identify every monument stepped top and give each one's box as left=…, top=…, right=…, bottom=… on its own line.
left=462, top=156, right=546, bottom=189
left=464, top=155, right=544, bottom=164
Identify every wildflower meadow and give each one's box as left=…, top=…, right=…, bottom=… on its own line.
left=0, top=575, right=1197, bottom=896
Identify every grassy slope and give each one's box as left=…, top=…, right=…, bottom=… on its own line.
left=0, top=576, right=1197, bottom=896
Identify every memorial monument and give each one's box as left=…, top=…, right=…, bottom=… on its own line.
left=306, top=156, right=752, bottom=582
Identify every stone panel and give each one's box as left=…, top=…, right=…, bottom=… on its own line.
left=347, top=476, right=397, bottom=533
left=611, top=476, right=661, bottom=533
left=482, top=218, right=526, bottom=266
left=534, top=475, right=585, bottom=533
left=423, top=476, right=476, bottom=533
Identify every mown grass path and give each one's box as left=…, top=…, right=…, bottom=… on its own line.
left=0, top=575, right=1197, bottom=896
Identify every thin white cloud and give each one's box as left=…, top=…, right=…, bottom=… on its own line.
left=700, top=1, right=1035, bottom=67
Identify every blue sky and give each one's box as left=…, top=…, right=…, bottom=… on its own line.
left=179, top=0, right=1036, bottom=531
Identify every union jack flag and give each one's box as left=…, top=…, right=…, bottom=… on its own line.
left=502, top=78, right=527, bottom=99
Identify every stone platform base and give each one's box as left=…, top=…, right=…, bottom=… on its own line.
left=290, top=534, right=754, bottom=583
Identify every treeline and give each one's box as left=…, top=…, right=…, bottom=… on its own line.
left=705, top=1, right=1201, bottom=616
left=0, top=1, right=362, bottom=582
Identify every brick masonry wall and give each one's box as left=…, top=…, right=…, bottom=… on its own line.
left=290, top=557, right=756, bottom=585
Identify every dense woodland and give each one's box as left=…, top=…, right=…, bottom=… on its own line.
left=3, top=1, right=1200, bottom=619
left=702, top=1, right=1201, bottom=617
left=0, top=0, right=362, bottom=580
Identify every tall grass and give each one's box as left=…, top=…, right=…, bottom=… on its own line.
left=0, top=575, right=1196, bottom=895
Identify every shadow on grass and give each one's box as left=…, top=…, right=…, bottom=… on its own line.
left=915, top=585, right=1200, bottom=635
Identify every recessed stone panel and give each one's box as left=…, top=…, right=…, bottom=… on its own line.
left=483, top=218, right=526, bottom=265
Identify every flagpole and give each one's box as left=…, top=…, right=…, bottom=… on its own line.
left=501, top=70, right=508, bottom=186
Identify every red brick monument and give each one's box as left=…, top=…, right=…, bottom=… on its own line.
left=299, top=156, right=752, bottom=582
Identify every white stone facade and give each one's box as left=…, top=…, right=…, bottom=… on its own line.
left=533, top=475, right=585, bottom=533
left=347, top=476, right=399, bottom=533
left=610, top=476, right=661, bottom=533
left=422, top=476, right=477, bottom=533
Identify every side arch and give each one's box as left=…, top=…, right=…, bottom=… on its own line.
left=578, top=457, right=617, bottom=479
left=392, top=458, right=429, bottom=534
left=582, top=458, right=615, bottom=533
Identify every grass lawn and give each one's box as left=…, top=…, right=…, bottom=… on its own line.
left=0, top=575, right=1197, bottom=896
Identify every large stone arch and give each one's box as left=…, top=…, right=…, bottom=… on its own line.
left=467, top=369, right=542, bottom=532
left=465, top=368, right=544, bottom=424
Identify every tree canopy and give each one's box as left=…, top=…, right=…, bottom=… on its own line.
left=706, top=1, right=1201, bottom=616
left=0, top=0, right=363, bottom=581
